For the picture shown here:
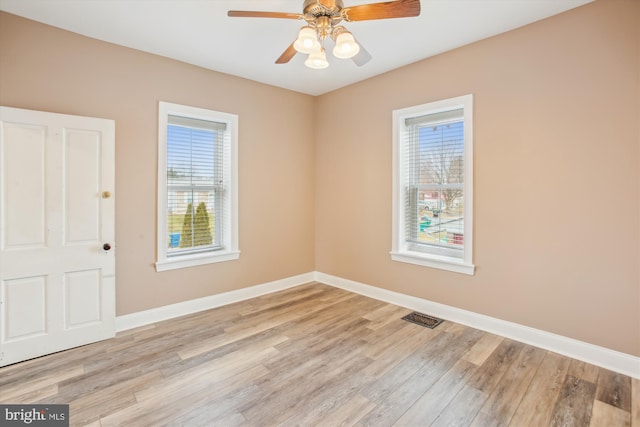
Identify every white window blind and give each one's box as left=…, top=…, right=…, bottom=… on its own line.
left=404, top=108, right=465, bottom=259
left=166, top=115, right=226, bottom=255
left=392, top=94, right=474, bottom=275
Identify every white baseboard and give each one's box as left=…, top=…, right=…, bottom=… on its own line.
left=315, top=272, right=640, bottom=379
left=115, top=272, right=315, bottom=332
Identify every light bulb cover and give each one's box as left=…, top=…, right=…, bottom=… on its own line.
left=333, top=32, right=360, bottom=59
left=305, top=48, right=329, bottom=69
left=294, top=26, right=321, bottom=54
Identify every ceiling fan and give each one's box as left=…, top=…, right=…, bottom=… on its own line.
left=227, top=0, right=421, bottom=69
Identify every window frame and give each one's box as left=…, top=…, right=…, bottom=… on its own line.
left=391, top=94, right=475, bottom=275
left=155, top=101, right=239, bottom=272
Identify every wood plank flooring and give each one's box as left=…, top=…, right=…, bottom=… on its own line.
left=0, top=282, right=637, bottom=426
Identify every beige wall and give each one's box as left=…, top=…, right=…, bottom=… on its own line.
left=316, top=0, right=640, bottom=356
left=1, top=0, right=639, bottom=358
left=0, top=12, right=316, bottom=316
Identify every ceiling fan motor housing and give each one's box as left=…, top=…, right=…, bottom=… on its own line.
left=303, top=0, right=344, bottom=20
left=302, top=0, right=348, bottom=40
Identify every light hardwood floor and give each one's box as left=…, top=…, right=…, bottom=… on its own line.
left=1, top=282, right=638, bottom=426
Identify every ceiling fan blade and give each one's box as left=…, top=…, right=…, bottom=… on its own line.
left=352, top=41, right=372, bottom=67
left=342, top=0, right=421, bottom=22
left=275, top=42, right=298, bottom=64
left=227, top=10, right=302, bottom=19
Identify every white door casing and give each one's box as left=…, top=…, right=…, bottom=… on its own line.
left=0, top=106, right=115, bottom=367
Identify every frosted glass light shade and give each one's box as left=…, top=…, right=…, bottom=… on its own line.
left=305, top=48, right=329, bottom=69
left=294, top=26, right=321, bottom=54
left=333, top=32, right=360, bottom=59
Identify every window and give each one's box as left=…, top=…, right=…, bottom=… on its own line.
left=391, top=94, right=474, bottom=275
left=156, top=102, right=238, bottom=271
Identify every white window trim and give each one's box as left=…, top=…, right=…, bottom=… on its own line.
left=155, top=101, right=239, bottom=272
left=391, top=94, right=475, bottom=275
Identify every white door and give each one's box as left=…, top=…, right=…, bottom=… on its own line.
left=0, top=106, right=115, bottom=367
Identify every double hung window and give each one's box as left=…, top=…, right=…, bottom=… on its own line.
left=392, top=94, right=474, bottom=275
left=156, top=102, right=238, bottom=271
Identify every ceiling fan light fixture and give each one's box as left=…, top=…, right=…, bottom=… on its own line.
left=294, top=26, right=321, bottom=54
left=305, top=48, right=329, bottom=69
left=333, top=31, right=360, bottom=59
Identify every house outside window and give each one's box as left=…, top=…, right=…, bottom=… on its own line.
left=156, top=102, right=239, bottom=271
left=391, top=94, right=474, bottom=275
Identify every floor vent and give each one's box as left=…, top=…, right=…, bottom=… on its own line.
left=402, top=311, right=444, bottom=329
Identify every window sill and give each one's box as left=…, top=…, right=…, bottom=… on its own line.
left=390, top=251, right=475, bottom=275
left=155, top=250, right=240, bottom=272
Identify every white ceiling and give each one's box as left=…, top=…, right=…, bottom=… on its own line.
left=0, top=0, right=592, bottom=96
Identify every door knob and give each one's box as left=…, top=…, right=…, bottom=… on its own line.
left=103, top=243, right=111, bottom=251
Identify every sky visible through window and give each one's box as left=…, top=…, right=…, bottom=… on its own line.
left=167, top=125, right=216, bottom=183
left=418, top=120, right=464, bottom=184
